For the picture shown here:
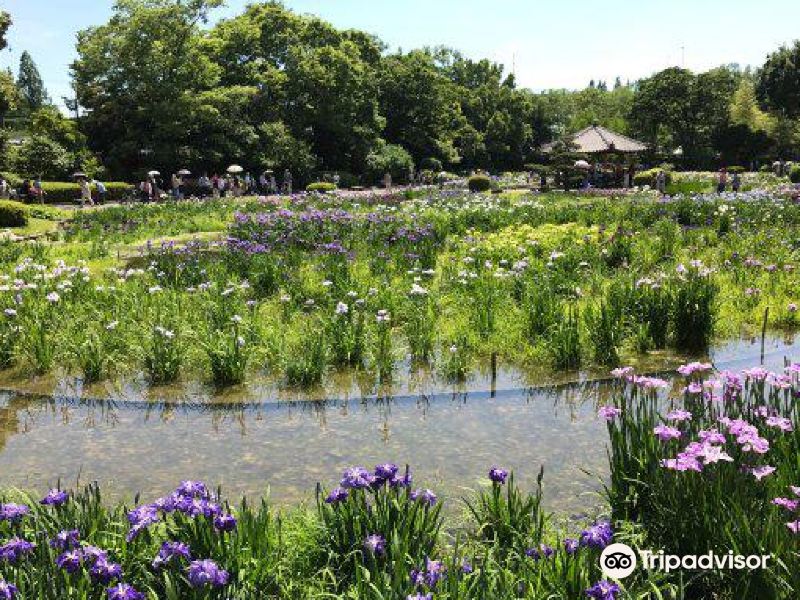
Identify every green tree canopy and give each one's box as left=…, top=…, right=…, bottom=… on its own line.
left=757, top=41, right=800, bottom=117
left=16, top=51, right=50, bottom=112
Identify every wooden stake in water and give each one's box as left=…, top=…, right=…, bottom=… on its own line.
left=761, top=307, right=769, bottom=365
left=491, top=352, right=497, bottom=398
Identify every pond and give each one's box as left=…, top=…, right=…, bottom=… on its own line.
left=0, top=333, right=797, bottom=514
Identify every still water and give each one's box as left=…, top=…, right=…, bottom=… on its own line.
left=0, top=334, right=797, bottom=513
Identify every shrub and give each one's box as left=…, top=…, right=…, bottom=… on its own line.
left=789, top=166, right=800, bottom=183
left=727, top=165, right=746, bottom=174
left=306, top=182, right=336, bottom=193
left=0, top=200, right=28, bottom=227
left=8, top=134, right=72, bottom=180
left=365, top=142, right=414, bottom=184
left=31, top=182, right=132, bottom=204
left=633, top=168, right=672, bottom=187
left=419, top=157, right=443, bottom=172
left=468, top=174, right=492, bottom=193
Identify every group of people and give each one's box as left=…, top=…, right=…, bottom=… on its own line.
left=0, top=176, right=106, bottom=205
left=139, top=169, right=295, bottom=202
left=715, top=168, right=742, bottom=194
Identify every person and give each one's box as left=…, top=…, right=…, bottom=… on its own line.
left=92, top=179, right=107, bottom=204
left=0, top=177, right=7, bottom=199
left=217, top=175, right=227, bottom=198
left=33, top=177, right=45, bottom=204
left=269, top=174, right=277, bottom=194
left=139, top=179, right=151, bottom=203
left=283, top=169, right=293, bottom=195
left=717, top=167, right=728, bottom=194
left=80, top=178, right=94, bottom=207
left=244, top=172, right=253, bottom=195
left=171, top=173, right=181, bottom=200
left=198, top=173, right=211, bottom=198
left=628, top=164, right=636, bottom=188
left=333, top=173, right=341, bottom=189
left=383, top=172, right=392, bottom=191
left=655, top=170, right=666, bottom=195
left=731, top=172, right=742, bottom=193
left=259, top=171, right=268, bottom=193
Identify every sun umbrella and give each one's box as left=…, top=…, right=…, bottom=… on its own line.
left=177, top=169, right=192, bottom=176
left=148, top=170, right=161, bottom=177
left=574, top=160, right=591, bottom=170
left=227, top=165, right=244, bottom=174
left=71, top=172, right=87, bottom=179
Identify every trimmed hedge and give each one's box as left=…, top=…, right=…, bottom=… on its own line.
left=468, top=174, right=492, bottom=193
left=32, top=182, right=133, bottom=204
left=0, top=201, right=28, bottom=228
left=633, top=169, right=673, bottom=187
left=306, top=182, right=336, bottom=193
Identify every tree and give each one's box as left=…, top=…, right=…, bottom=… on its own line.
left=730, top=79, right=774, bottom=133
left=0, top=11, right=10, bottom=51
left=757, top=41, right=800, bottom=117
left=379, top=50, right=457, bottom=165
left=16, top=51, right=50, bottom=112
left=72, top=0, right=224, bottom=177
left=364, top=141, right=414, bottom=184
left=9, top=135, right=71, bottom=179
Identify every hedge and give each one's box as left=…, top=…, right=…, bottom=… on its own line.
left=789, top=166, right=800, bottom=184
left=306, top=182, right=336, bottom=193
left=0, top=201, right=29, bottom=228
left=633, top=169, right=673, bottom=187
left=468, top=175, right=492, bottom=193
left=29, top=182, right=133, bottom=204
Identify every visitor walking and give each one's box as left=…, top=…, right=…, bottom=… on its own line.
left=32, top=177, right=45, bottom=204
left=92, top=179, right=107, bottom=204
left=731, top=172, right=741, bottom=193
left=80, top=178, right=94, bottom=207
left=383, top=172, right=392, bottom=190
left=171, top=173, right=182, bottom=200
left=717, top=167, right=728, bottom=194
left=269, top=174, right=277, bottom=194
left=139, top=179, right=151, bottom=203
left=655, top=170, right=666, bottom=195
left=259, top=171, right=268, bottom=193
left=283, top=169, right=293, bottom=195
left=198, top=173, right=212, bottom=198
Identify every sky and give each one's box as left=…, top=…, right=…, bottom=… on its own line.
left=2, top=0, right=800, bottom=110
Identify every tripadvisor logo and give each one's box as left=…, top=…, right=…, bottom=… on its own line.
left=600, top=543, right=771, bottom=579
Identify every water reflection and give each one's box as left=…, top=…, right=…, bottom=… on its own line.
left=0, top=333, right=797, bottom=514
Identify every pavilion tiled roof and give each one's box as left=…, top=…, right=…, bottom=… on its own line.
left=542, top=125, right=648, bottom=154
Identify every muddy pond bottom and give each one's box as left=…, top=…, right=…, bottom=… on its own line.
left=0, top=334, right=797, bottom=514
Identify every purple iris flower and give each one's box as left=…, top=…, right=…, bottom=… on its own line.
left=0, top=538, right=35, bottom=564
left=488, top=467, right=509, bottom=484
left=586, top=580, right=621, bottom=600
left=407, top=594, right=432, bottom=600
left=56, top=550, right=83, bottom=574
left=91, top=558, right=123, bottom=584
left=364, top=534, right=386, bottom=556
left=564, top=538, right=579, bottom=554
left=580, top=521, right=614, bottom=550
left=40, top=489, right=69, bottom=507
left=187, top=559, right=230, bottom=588
left=213, top=514, right=237, bottom=533
left=374, top=463, right=399, bottom=480
left=410, top=488, right=438, bottom=506
left=0, top=504, right=29, bottom=523
left=50, top=529, right=80, bottom=550
left=175, top=481, right=210, bottom=499
left=0, top=580, right=18, bottom=600
left=153, top=541, right=192, bottom=569
left=341, top=467, right=374, bottom=490
left=106, top=583, right=145, bottom=600
left=324, top=487, right=349, bottom=505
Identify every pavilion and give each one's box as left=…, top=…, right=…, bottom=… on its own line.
left=541, top=124, right=648, bottom=155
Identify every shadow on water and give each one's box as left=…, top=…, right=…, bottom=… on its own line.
left=0, top=333, right=797, bottom=513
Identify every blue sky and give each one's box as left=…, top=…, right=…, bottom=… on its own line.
left=2, top=0, right=800, bottom=109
